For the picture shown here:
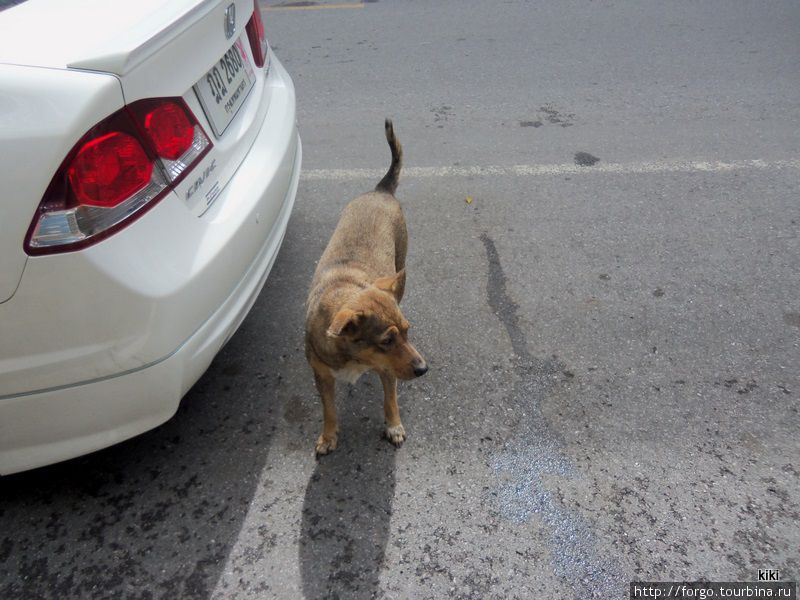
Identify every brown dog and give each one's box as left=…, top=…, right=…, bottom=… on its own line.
left=304, top=120, right=427, bottom=457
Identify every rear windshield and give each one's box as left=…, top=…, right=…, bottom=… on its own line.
left=0, top=0, right=27, bottom=11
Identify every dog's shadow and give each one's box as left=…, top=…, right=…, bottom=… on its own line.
left=299, top=379, right=397, bottom=600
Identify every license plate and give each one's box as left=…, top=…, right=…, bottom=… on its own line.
left=194, top=37, right=256, bottom=137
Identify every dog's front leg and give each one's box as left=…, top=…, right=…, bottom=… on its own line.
left=380, top=372, right=406, bottom=447
left=312, top=362, right=338, bottom=456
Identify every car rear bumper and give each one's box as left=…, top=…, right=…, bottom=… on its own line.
left=0, top=135, right=300, bottom=475
left=0, top=59, right=301, bottom=475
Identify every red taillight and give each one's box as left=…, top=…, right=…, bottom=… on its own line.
left=246, top=0, right=268, bottom=68
left=68, top=132, right=153, bottom=207
left=25, top=98, right=212, bottom=255
left=143, top=102, right=194, bottom=160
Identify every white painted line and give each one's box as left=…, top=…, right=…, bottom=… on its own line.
left=300, top=159, right=800, bottom=182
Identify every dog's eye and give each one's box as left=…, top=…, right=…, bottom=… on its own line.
left=379, top=334, right=395, bottom=348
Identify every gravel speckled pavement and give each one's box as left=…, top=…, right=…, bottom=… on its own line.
left=2, top=1, right=798, bottom=598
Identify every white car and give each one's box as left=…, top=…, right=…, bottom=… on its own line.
left=0, top=0, right=301, bottom=474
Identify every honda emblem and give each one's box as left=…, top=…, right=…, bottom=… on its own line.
left=224, top=4, right=236, bottom=40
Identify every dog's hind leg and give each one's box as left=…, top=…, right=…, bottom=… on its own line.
left=380, top=371, right=407, bottom=447
left=311, top=359, right=338, bottom=456
left=394, top=215, right=408, bottom=275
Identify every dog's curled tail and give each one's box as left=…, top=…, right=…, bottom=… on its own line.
left=375, top=118, right=403, bottom=195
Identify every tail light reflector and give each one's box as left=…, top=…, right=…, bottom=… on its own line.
left=246, top=0, right=268, bottom=68
left=25, top=98, right=211, bottom=255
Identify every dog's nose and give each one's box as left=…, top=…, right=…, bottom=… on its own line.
left=413, top=363, right=428, bottom=377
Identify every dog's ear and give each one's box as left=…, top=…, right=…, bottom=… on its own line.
left=327, top=309, right=363, bottom=338
left=374, top=269, right=406, bottom=302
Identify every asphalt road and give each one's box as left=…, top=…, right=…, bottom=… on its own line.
left=2, top=1, right=799, bottom=599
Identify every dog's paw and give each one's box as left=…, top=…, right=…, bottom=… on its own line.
left=384, top=423, right=407, bottom=447
left=315, top=433, right=338, bottom=457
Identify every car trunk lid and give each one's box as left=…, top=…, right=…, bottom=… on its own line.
left=0, top=0, right=220, bottom=73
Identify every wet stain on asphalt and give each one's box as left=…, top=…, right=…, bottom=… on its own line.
left=714, top=377, right=759, bottom=396
left=430, top=105, right=455, bottom=129
left=482, top=234, right=526, bottom=354
left=574, top=152, right=600, bottom=167
left=783, top=312, right=800, bottom=328
left=480, top=233, right=621, bottom=599
left=520, top=120, right=543, bottom=128
left=540, top=104, right=575, bottom=127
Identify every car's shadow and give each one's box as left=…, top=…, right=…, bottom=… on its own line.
left=299, top=379, right=397, bottom=600
left=0, top=216, right=311, bottom=599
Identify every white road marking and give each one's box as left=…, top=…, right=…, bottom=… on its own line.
left=300, top=158, right=800, bottom=182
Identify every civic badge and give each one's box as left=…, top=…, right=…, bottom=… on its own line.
left=224, top=3, right=236, bottom=40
